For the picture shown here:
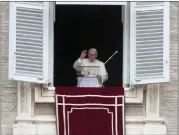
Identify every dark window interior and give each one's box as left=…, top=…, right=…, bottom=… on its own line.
left=54, top=5, right=123, bottom=87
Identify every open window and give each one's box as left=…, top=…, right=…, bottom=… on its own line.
left=54, top=4, right=124, bottom=87
left=8, top=2, right=170, bottom=89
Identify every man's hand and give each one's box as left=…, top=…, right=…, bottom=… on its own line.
left=80, top=50, right=87, bottom=59
left=97, top=75, right=102, bottom=82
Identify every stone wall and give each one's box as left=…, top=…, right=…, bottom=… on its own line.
left=160, top=2, right=178, bottom=135
left=0, top=2, right=18, bottom=135
left=0, top=2, right=2, bottom=134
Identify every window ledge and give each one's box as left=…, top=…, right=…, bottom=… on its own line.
left=48, top=86, right=133, bottom=91
left=124, top=86, right=134, bottom=91
left=15, top=115, right=56, bottom=123
left=35, top=85, right=144, bottom=104
left=47, top=86, right=55, bottom=91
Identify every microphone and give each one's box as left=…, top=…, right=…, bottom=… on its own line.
left=114, top=50, right=118, bottom=54
left=104, top=50, right=118, bottom=65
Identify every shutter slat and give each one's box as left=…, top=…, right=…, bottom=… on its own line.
left=136, top=28, right=163, bottom=32
left=16, top=48, right=42, bottom=54
left=137, top=32, right=163, bottom=37
left=137, top=46, right=162, bottom=50
left=16, top=34, right=42, bottom=39
left=16, top=59, right=42, bottom=65
left=17, top=37, right=43, bottom=42
left=17, top=20, right=43, bottom=26
left=137, top=65, right=163, bottom=69
left=16, top=62, right=42, bottom=67
left=17, top=26, right=43, bottom=32
left=17, top=2, right=44, bottom=5
left=16, top=44, right=43, bottom=49
left=9, top=2, right=50, bottom=83
left=136, top=24, right=163, bottom=29
left=137, top=54, right=163, bottom=59
left=17, top=18, right=43, bottom=24
left=130, top=2, right=170, bottom=84
left=17, top=29, right=42, bottom=35
left=16, top=21, right=43, bottom=27
left=16, top=52, right=42, bottom=57
left=137, top=40, right=163, bottom=44
left=17, top=41, right=42, bottom=47
left=16, top=38, right=43, bottom=44
left=136, top=17, right=163, bottom=21
left=15, top=71, right=42, bottom=77
left=16, top=66, right=42, bottom=71
left=16, top=44, right=42, bottom=49
left=136, top=50, right=163, bottom=54
left=136, top=36, right=163, bottom=40
left=137, top=69, right=163, bottom=74
left=136, top=43, right=163, bottom=47
left=137, top=73, right=163, bottom=78
left=16, top=12, right=43, bottom=18
left=137, top=62, right=163, bottom=66
left=16, top=15, right=43, bottom=21
left=136, top=2, right=164, bottom=7
left=16, top=55, right=43, bottom=60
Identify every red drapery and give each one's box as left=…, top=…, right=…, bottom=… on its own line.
left=55, top=87, right=124, bottom=135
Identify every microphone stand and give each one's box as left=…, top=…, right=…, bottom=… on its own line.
left=102, top=51, right=118, bottom=87
left=104, top=51, right=118, bottom=65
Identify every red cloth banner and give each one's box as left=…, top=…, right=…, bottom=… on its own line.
left=55, top=87, right=125, bottom=135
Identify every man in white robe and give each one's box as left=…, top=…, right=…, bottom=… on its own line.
left=73, top=48, right=108, bottom=87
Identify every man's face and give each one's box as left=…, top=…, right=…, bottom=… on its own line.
left=88, top=53, right=96, bottom=62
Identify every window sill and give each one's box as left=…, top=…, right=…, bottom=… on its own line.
left=124, top=86, right=134, bottom=91
left=48, top=86, right=132, bottom=91
left=47, top=86, right=55, bottom=91
left=35, top=85, right=144, bottom=104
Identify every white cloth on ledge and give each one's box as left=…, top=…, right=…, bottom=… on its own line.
left=77, top=77, right=102, bottom=87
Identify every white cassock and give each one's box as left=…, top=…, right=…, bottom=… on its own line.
left=73, top=58, right=108, bottom=87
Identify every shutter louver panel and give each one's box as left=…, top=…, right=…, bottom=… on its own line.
left=9, top=2, right=50, bottom=84
left=130, top=2, right=170, bottom=85
left=16, top=7, right=43, bottom=78
left=136, top=9, right=164, bottom=78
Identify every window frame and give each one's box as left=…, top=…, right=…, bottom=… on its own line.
left=52, top=2, right=130, bottom=89
left=35, top=2, right=143, bottom=103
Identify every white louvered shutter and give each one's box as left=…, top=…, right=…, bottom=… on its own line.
left=130, top=2, right=170, bottom=85
left=9, top=2, right=50, bottom=84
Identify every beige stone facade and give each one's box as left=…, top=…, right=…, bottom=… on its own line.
left=0, top=2, right=178, bottom=135
left=160, top=2, right=178, bottom=134
left=1, top=2, right=18, bottom=135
